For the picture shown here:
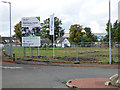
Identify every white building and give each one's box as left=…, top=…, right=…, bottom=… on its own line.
left=41, top=38, right=52, bottom=47
left=55, top=37, right=70, bottom=48
left=93, top=33, right=107, bottom=41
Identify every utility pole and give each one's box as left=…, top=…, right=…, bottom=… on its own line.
left=2, top=1, right=12, bottom=56
left=109, top=0, right=112, bottom=64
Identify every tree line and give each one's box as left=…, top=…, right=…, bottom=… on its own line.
left=13, top=16, right=120, bottom=43
left=103, top=20, right=120, bottom=43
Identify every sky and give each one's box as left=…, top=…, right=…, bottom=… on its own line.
left=0, top=0, right=119, bottom=37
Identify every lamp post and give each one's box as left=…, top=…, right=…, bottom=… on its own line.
left=2, top=1, right=12, bottom=56
left=109, top=0, right=112, bottom=64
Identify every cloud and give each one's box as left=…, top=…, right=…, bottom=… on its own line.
left=89, top=21, right=102, bottom=33
left=0, top=0, right=119, bottom=36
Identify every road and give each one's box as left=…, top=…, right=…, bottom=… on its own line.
left=2, top=61, right=118, bottom=88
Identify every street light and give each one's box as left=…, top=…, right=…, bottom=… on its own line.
left=109, top=0, right=112, bottom=64
left=2, top=1, right=12, bottom=56
left=2, top=1, right=10, bottom=4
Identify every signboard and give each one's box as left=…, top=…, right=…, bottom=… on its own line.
left=21, top=17, right=40, bottom=47
left=49, top=14, right=54, bottom=35
left=22, top=37, right=40, bottom=47
left=22, top=17, right=40, bottom=27
left=21, top=17, right=40, bottom=37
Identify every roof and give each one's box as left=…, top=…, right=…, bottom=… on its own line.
left=55, top=37, right=67, bottom=43
left=63, top=34, right=69, bottom=38
left=63, top=33, right=70, bottom=38
left=92, top=33, right=107, bottom=36
left=2, top=37, right=20, bottom=44
left=41, top=38, right=52, bottom=44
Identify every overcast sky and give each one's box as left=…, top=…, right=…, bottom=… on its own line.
left=0, top=0, right=119, bottom=37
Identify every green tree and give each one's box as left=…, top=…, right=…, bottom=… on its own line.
left=40, top=17, right=65, bottom=43
left=13, top=21, right=22, bottom=42
left=114, top=22, right=120, bottom=42
left=104, top=20, right=119, bottom=42
left=84, top=27, right=98, bottom=42
left=68, top=24, right=85, bottom=43
left=104, top=20, right=112, bottom=42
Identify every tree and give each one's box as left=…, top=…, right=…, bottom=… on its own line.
left=40, top=17, right=65, bottom=43
left=13, top=21, right=22, bottom=42
left=84, top=27, right=98, bottom=42
left=104, top=20, right=119, bottom=42
left=68, top=24, right=85, bottom=43
left=114, top=22, right=120, bottom=42
left=104, top=20, right=112, bottom=42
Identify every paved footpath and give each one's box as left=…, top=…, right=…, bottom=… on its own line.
left=69, top=78, right=119, bottom=88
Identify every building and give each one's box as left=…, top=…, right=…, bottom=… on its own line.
left=63, top=33, right=69, bottom=38
left=41, top=38, right=52, bottom=47
left=93, top=33, right=107, bottom=41
left=55, top=37, right=70, bottom=48
left=63, top=32, right=106, bottom=41
left=118, top=1, right=120, bottom=22
left=2, top=37, right=20, bottom=44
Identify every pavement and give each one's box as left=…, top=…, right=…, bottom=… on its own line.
left=66, top=78, right=119, bottom=89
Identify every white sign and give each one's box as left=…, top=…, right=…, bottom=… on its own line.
left=22, top=17, right=40, bottom=27
left=22, top=37, right=40, bottom=47
left=49, top=14, right=54, bottom=35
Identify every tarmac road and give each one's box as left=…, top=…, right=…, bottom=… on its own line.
left=2, top=62, right=118, bottom=88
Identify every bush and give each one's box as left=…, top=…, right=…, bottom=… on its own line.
left=43, top=44, right=47, bottom=48
left=48, top=45, right=53, bottom=48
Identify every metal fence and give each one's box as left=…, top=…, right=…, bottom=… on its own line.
left=2, top=42, right=119, bottom=63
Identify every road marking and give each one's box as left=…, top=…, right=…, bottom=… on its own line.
left=0, top=66, right=23, bottom=69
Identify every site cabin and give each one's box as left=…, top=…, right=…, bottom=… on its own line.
left=55, top=37, right=70, bottom=48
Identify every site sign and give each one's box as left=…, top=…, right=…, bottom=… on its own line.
left=21, top=17, right=40, bottom=37
left=21, top=17, right=41, bottom=47
left=22, top=37, right=40, bottom=47
left=22, top=17, right=40, bottom=27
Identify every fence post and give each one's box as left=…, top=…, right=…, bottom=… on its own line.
left=113, top=42, right=116, bottom=62
left=37, top=47, right=39, bottom=58
left=13, top=53, right=15, bottom=62
left=31, top=47, right=33, bottom=58
left=75, top=43, right=80, bottom=64
left=29, top=44, right=31, bottom=58
left=24, top=47, right=26, bottom=58
left=46, top=44, right=48, bottom=60
left=76, top=43, right=78, bottom=61
left=9, top=44, right=13, bottom=57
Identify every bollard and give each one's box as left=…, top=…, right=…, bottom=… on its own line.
left=13, top=53, right=15, bottom=62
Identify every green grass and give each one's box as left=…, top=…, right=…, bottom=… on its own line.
left=12, top=47, right=119, bottom=63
